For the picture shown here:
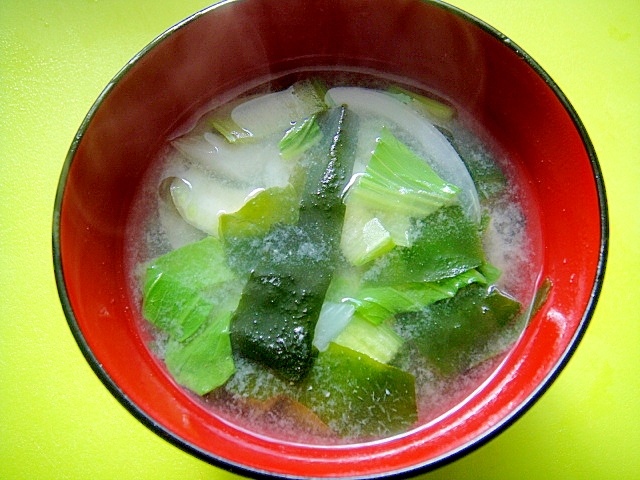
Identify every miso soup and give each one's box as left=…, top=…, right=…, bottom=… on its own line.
left=125, top=72, right=543, bottom=444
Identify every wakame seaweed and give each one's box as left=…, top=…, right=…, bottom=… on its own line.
left=229, top=106, right=358, bottom=382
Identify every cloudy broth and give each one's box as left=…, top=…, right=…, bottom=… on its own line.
left=125, top=71, right=543, bottom=444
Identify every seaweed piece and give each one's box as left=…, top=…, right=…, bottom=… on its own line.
left=396, top=283, right=522, bottom=374
left=230, top=106, right=358, bottom=382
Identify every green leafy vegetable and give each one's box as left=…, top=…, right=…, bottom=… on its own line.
left=478, top=262, right=503, bottom=284
left=142, top=237, right=245, bottom=394
left=279, top=114, right=323, bottom=159
left=142, top=237, right=242, bottom=341
left=347, top=268, right=488, bottom=325
left=164, top=311, right=235, bottom=395
left=387, top=84, right=456, bottom=122
left=219, top=184, right=300, bottom=241
left=346, top=127, right=459, bottom=219
left=340, top=127, right=461, bottom=266
left=333, top=315, right=403, bottom=364
left=339, top=203, right=396, bottom=266
left=327, top=86, right=482, bottom=224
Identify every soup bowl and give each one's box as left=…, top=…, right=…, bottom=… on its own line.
left=53, top=0, right=608, bottom=477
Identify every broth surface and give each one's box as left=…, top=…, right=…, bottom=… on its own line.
left=125, top=71, right=543, bottom=444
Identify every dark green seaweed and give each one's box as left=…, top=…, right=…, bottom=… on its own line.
left=229, top=106, right=358, bottom=382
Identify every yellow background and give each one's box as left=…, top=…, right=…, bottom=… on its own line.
left=1, top=1, right=638, bottom=478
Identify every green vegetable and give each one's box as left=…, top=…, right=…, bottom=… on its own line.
left=164, top=311, right=235, bottom=395
left=278, top=113, right=323, bottom=159
left=229, top=106, right=358, bottom=382
left=333, top=314, right=403, bottom=364
left=478, top=262, right=503, bottom=284
left=142, top=237, right=245, bottom=394
left=347, top=268, right=488, bottom=325
left=326, top=86, right=481, bottom=224
left=142, top=237, right=242, bottom=341
left=219, top=184, right=300, bottom=241
left=340, top=127, right=460, bottom=266
left=396, top=283, right=522, bottom=374
left=339, top=203, right=396, bottom=266
left=346, top=127, right=459, bottom=219
left=297, top=343, right=417, bottom=438
left=362, top=205, right=485, bottom=286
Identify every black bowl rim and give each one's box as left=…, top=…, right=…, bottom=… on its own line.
left=52, top=0, right=609, bottom=478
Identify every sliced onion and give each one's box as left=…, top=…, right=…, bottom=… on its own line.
left=172, top=133, right=293, bottom=189
left=157, top=176, right=208, bottom=250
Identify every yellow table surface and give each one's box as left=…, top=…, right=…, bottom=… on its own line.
left=1, top=1, right=638, bottom=478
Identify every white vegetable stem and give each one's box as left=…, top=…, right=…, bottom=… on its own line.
left=312, top=302, right=355, bottom=352
left=326, top=87, right=481, bottom=223
left=173, top=132, right=292, bottom=188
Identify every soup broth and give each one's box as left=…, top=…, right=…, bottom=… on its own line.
left=125, top=71, right=543, bottom=444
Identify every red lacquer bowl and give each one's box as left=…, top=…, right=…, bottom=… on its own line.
left=53, top=0, right=608, bottom=478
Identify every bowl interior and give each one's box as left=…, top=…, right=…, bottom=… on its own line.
left=54, top=0, right=606, bottom=477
